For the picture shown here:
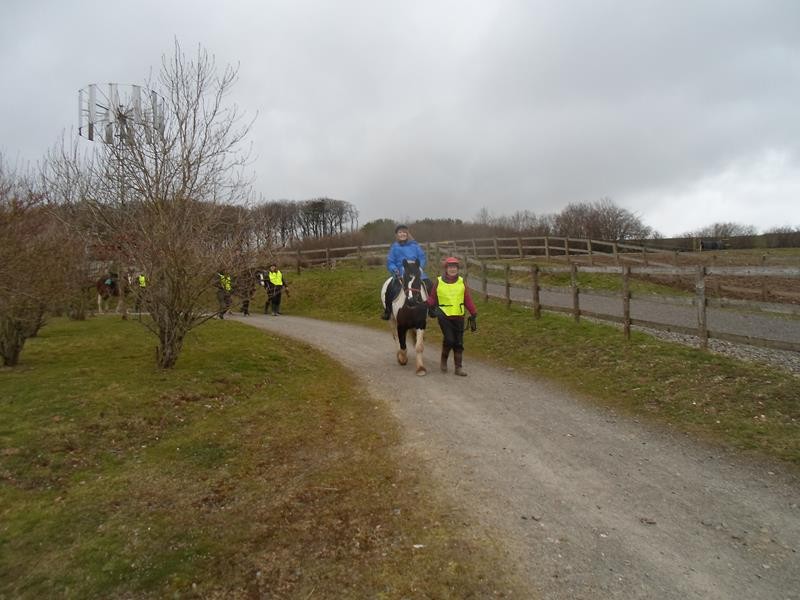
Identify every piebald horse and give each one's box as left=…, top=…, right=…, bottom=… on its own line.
left=95, top=273, right=131, bottom=314
left=95, top=274, right=120, bottom=314
left=381, top=259, right=429, bottom=376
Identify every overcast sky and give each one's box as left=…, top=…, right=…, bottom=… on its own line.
left=1, top=1, right=799, bottom=236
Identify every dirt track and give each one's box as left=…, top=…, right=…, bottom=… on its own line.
left=233, top=314, right=799, bottom=599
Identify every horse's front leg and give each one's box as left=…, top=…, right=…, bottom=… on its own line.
left=414, top=328, right=426, bottom=376
left=396, top=325, right=408, bottom=366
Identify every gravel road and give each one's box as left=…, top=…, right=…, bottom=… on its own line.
left=479, top=280, right=800, bottom=346
left=233, top=314, right=800, bottom=599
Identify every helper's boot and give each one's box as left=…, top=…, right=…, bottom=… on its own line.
left=440, top=346, right=450, bottom=372
left=453, top=350, right=467, bottom=376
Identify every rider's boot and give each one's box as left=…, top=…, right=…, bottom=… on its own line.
left=381, top=287, right=393, bottom=320
left=453, top=350, right=467, bottom=376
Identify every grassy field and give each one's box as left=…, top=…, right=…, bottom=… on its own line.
left=3, top=261, right=799, bottom=597
left=284, top=265, right=800, bottom=467
left=1, top=317, right=524, bottom=598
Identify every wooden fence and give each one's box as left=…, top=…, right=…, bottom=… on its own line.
left=431, top=236, right=679, bottom=267
left=465, top=258, right=800, bottom=353
left=273, top=236, right=678, bottom=271
left=267, top=236, right=799, bottom=352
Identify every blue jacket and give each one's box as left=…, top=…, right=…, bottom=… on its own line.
left=387, top=240, right=427, bottom=277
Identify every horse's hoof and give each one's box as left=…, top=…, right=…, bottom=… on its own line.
left=416, top=367, right=427, bottom=376
left=397, top=351, right=408, bottom=366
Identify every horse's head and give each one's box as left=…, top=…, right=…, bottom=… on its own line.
left=401, top=259, right=424, bottom=306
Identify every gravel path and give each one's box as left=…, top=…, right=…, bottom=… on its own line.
left=233, top=314, right=800, bottom=600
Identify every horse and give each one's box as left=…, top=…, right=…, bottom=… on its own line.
left=381, top=259, right=429, bottom=376
left=95, top=272, right=132, bottom=314
left=95, top=274, right=120, bottom=314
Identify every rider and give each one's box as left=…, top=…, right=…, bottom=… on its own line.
left=427, top=256, right=478, bottom=376
left=381, top=224, right=429, bottom=320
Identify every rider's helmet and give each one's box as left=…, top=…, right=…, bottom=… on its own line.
left=443, top=256, right=460, bottom=266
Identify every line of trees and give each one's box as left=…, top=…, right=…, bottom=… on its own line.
left=356, top=199, right=656, bottom=246
left=250, top=197, right=359, bottom=247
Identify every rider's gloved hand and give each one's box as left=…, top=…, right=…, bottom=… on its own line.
left=428, top=306, right=438, bottom=318
left=468, top=315, right=477, bottom=332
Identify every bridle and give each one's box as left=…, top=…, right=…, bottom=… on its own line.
left=403, top=272, right=424, bottom=305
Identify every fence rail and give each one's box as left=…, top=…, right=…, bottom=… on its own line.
left=273, top=235, right=683, bottom=270
left=268, top=236, right=798, bottom=352
left=464, top=257, right=800, bottom=352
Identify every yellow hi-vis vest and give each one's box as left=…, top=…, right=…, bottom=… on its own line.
left=436, top=276, right=465, bottom=317
left=137, top=274, right=147, bottom=288
left=219, top=274, right=232, bottom=292
left=268, top=271, right=283, bottom=286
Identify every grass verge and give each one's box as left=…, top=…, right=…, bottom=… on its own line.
left=1, top=316, right=524, bottom=598
left=285, top=266, right=800, bottom=467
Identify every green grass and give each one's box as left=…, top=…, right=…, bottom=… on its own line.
left=1, top=317, right=524, bottom=598
left=286, top=266, right=800, bottom=467
left=473, top=260, right=691, bottom=297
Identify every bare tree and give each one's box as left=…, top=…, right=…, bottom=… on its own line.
left=41, top=136, right=99, bottom=320
left=554, top=199, right=652, bottom=241
left=80, top=42, right=254, bottom=368
left=686, top=222, right=758, bottom=238
left=0, top=156, right=74, bottom=365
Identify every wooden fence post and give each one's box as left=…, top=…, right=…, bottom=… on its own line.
left=571, top=263, right=580, bottom=322
left=531, top=265, right=541, bottom=319
left=357, top=245, right=363, bottom=270
left=325, top=247, right=331, bottom=269
left=544, top=236, right=550, bottom=261
left=504, top=264, right=511, bottom=308
left=565, top=237, right=570, bottom=259
left=622, top=266, right=631, bottom=340
left=472, top=239, right=478, bottom=259
left=587, top=239, right=594, bottom=266
left=517, top=237, right=523, bottom=258
left=696, top=266, right=708, bottom=349
left=613, top=242, right=620, bottom=266
left=296, top=249, right=302, bottom=274
left=482, top=261, right=488, bottom=302
left=494, top=238, right=500, bottom=259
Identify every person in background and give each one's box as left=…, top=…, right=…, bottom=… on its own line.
left=134, top=272, right=147, bottom=313
left=216, top=270, right=232, bottom=319
left=382, top=224, right=429, bottom=320
left=235, top=267, right=257, bottom=316
left=265, top=263, right=288, bottom=315
left=426, top=256, right=478, bottom=376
